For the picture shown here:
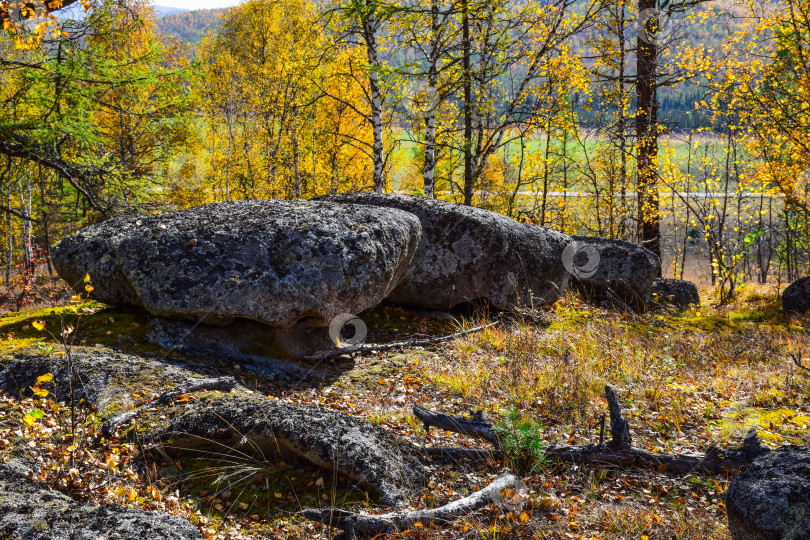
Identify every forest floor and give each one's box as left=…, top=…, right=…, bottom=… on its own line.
left=1, top=281, right=809, bottom=539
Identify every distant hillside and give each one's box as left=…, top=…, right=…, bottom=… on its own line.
left=155, top=8, right=227, bottom=45
left=153, top=5, right=189, bottom=18
left=57, top=4, right=189, bottom=22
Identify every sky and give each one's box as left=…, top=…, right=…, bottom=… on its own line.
left=153, top=0, right=240, bottom=11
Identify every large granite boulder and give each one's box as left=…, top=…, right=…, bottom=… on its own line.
left=52, top=200, right=421, bottom=358
left=726, top=445, right=810, bottom=540
left=783, top=277, right=810, bottom=314
left=0, top=460, right=202, bottom=539
left=568, top=236, right=661, bottom=311
left=318, top=193, right=572, bottom=309
left=650, top=278, right=700, bottom=308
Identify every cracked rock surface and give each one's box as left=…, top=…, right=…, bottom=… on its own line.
left=569, top=235, right=661, bottom=311
left=52, top=199, right=422, bottom=329
left=320, top=193, right=572, bottom=310
left=726, top=445, right=810, bottom=540
left=146, top=395, right=426, bottom=507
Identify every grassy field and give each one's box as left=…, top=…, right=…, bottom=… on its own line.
left=389, top=129, right=729, bottom=193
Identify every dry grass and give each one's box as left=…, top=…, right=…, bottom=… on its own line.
left=1, top=283, right=808, bottom=539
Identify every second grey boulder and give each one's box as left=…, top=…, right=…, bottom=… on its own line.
left=319, top=193, right=572, bottom=310
left=146, top=395, right=425, bottom=507
left=568, top=236, right=661, bottom=310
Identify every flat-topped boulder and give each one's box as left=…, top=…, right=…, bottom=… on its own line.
left=650, top=278, right=700, bottom=308
left=726, top=445, right=810, bottom=540
left=53, top=200, right=421, bottom=358
left=783, top=277, right=810, bottom=314
left=319, top=193, right=572, bottom=309
left=569, top=235, right=661, bottom=311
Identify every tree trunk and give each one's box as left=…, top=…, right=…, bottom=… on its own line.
left=364, top=14, right=385, bottom=194
left=38, top=167, right=53, bottom=276
left=462, top=0, right=474, bottom=205
left=293, top=102, right=301, bottom=198
left=423, top=0, right=440, bottom=198
left=636, top=0, right=661, bottom=262
left=618, top=0, right=628, bottom=239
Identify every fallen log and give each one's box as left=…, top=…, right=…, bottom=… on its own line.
left=541, top=427, right=767, bottom=474
left=415, top=385, right=770, bottom=475
left=101, top=376, right=237, bottom=437
left=301, top=473, right=522, bottom=539
left=306, top=322, right=499, bottom=362
left=413, top=404, right=501, bottom=447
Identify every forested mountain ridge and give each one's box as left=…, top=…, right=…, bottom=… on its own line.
left=154, top=7, right=226, bottom=44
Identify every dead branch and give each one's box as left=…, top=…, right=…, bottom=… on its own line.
left=413, top=404, right=501, bottom=447
left=791, top=353, right=810, bottom=374
left=301, top=473, right=521, bottom=538
left=305, top=322, right=499, bottom=362
left=605, top=385, right=632, bottom=448
left=541, top=427, right=767, bottom=474
left=414, top=386, right=770, bottom=475
left=101, top=376, right=236, bottom=436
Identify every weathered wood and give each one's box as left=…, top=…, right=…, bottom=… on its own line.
left=101, top=376, right=237, bottom=436
left=413, top=403, right=501, bottom=447
left=792, top=353, right=810, bottom=374
left=605, top=385, right=632, bottom=448
left=415, top=387, right=769, bottom=475
left=306, top=323, right=499, bottom=362
left=543, top=427, right=768, bottom=474
left=301, top=473, right=522, bottom=538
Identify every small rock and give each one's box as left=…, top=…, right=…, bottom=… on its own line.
left=783, top=277, right=810, bottom=314
left=650, top=278, right=700, bottom=308
left=726, top=445, right=810, bottom=540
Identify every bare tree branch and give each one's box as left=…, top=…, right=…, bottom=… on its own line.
left=301, top=473, right=523, bottom=537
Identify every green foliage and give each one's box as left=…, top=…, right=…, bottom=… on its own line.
left=494, top=409, right=548, bottom=472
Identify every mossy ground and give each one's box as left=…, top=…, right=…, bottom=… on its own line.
left=1, top=284, right=809, bottom=539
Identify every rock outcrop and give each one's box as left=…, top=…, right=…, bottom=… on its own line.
left=0, top=350, right=218, bottom=417
left=568, top=236, right=661, bottom=310
left=0, top=460, right=203, bottom=539
left=783, top=277, right=810, bottom=314
left=53, top=200, right=422, bottom=358
left=650, top=278, right=700, bottom=308
left=319, top=193, right=572, bottom=310
left=146, top=395, right=425, bottom=507
left=726, top=445, right=810, bottom=540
